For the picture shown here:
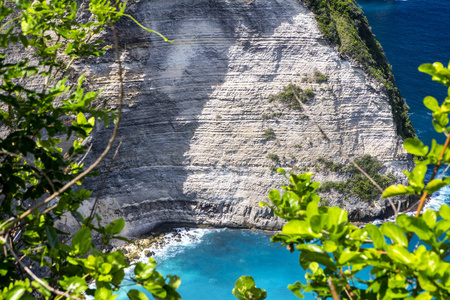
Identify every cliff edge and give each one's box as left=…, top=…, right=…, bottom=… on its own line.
left=70, top=0, right=414, bottom=237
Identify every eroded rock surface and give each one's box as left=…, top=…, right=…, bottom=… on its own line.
left=68, top=0, right=411, bottom=237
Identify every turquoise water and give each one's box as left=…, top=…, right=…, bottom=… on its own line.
left=118, top=1, right=450, bottom=299
left=118, top=229, right=312, bottom=300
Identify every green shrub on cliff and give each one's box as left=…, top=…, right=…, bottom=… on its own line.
left=0, top=0, right=179, bottom=299
left=318, top=155, right=396, bottom=203
left=268, top=83, right=314, bottom=110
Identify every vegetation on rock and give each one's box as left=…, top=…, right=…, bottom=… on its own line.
left=313, top=71, right=328, bottom=84
left=264, top=128, right=276, bottom=140
left=318, top=155, right=396, bottom=203
left=268, top=83, right=314, bottom=110
left=304, top=0, right=415, bottom=139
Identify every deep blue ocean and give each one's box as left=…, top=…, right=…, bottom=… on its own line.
left=118, top=1, right=450, bottom=299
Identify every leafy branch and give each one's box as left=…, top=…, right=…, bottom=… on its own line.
left=235, top=61, right=450, bottom=299
left=0, top=0, right=181, bottom=299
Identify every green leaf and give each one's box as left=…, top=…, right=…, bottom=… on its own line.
left=433, top=120, right=446, bottom=133
left=326, top=206, right=348, bottom=239
left=232, top=276, right=267, bottom=300
left=134, top=260, right=156, bottom=281
left=323, top=240, right=337, bottom=252
left=417, top=273, right=437, bottom=292
left=45, top=227, right=59, bottom=249
left=234, top=276, right=256, bottom=291
left=277, top=168, right=286, bottom=175
left=386, top=245, right=415, bottom=265
left=403, top=138, right=429, bottom=156
left=105, top=218, right=125, bottom=235
left=397, top=214, right=434, bottom=242
left=423, top=96, right=440, bottom=112
left=414, top=292, right=432, bottom=300
left=440, top=204, right=450, bottom=220
left=435, top=219, right=450, bottom=237
left=422, top=209, right=437, bottom=229
left=282, top=220, right=321, bottom=238
left=127, top=290, right=149, bottom=300
left=287, top=282, right=304, bottom=299
left=364, top=224, right=386, bottom=250
left=111, top=269, right=125, bottom=287
left=424, top=178, right=450, bottom=194
left=59, top=276, right=87, bottom=296
left=167, top=275, right=181, bottom=289
left=338, top=249, right=363, bottom=265
left=409, top=163, right=427, bottom=190
left=299, top=250, right=336, bottom=271
left=381, top=222, right=407, bottom=247
left=382, top=184, right=414, bottom=198
left=77, top=112, right=87, bottom=124
left=72, top=227, right=91, bottom=256
left=268, top=189, right=281, bottom=205
left=5, top=285, right=26, bottom=300
left=94, top=286, right=116, bottom=300
left=71, top=211, right=85, bottom=223
left=143, top=285, right=166, bottom=299
left=296, top=244, right=324, bottom=254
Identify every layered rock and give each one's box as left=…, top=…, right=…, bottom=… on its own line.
left=70, top=0, right=412, bottom=237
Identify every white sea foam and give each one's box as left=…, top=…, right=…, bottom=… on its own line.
left=130, top=228, right=225, bottom=264
left=425, top=185, right=450, bottom=211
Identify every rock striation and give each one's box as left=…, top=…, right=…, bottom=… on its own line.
left=70, top=0, right=413, bottom=237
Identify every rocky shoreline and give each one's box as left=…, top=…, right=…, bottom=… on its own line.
left=117, top=227, right=212, bottom=263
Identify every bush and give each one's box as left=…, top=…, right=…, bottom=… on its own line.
left=318, top=155, right=395, bottom=203
left=268, top=153, right=280, bottom=164
left=313, top=71, right=328, bottom=83
left=0, top=0, right=180, bottom=299
left=267, top=84, right=314, bottom=110
left=317, top=157, right=343, bottom=172
left=264, top=128, right=276, bottom=139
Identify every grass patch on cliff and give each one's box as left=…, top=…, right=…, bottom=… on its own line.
left=268, top=83, right=314, bottom=110
left=303, top=0, right=415, bottom=139
left=314, top=71, right=328, bottom=83
left=318, top=155, right=396, bottom=203
left=264, top=128, right=276, bottom=139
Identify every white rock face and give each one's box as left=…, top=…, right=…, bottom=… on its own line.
left=74, top=0, right=411, bottom=237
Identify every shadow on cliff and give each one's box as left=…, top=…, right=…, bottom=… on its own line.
left=85, top=0, right=303, bottom=236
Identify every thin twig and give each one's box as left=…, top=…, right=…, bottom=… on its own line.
left=328, top=277, right=340, bottom=300
left=64, top=142, right=93, bottom=173
left=292, top=88, right=398, bottom=217
left=0, top=24, right=124, bottom=237
left=86, top=137, right=123, bottom=227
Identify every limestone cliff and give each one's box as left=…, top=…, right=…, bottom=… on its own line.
left=70, top=0, right=414, bottom=237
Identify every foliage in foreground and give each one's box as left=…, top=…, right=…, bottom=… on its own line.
left=0, top=0, right=179, bottom=299
left=236, top=62, right=450, bottom=299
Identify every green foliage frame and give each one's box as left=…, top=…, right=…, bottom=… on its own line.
left=0, top=0, right=179, bottom=299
